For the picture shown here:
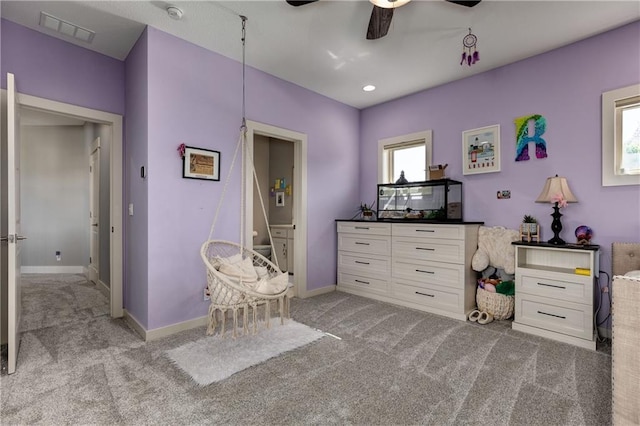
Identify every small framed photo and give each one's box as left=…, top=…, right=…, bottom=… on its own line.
left=462, top=125, right=500, bottom=175
left=275, top=191, right=285, bottom=207
left=183, top=146, right=220, bottom=181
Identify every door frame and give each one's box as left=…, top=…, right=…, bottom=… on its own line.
left=244, top=120, right=308, bottom=298
left=16, top=93, right=124, bottom=317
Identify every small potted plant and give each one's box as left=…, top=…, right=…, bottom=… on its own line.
left=359, top=201, right=376, bottom=221
left=521, top=214, right=538, bottom=241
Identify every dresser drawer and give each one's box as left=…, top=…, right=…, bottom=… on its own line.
left=515, top=294, right=592, bottom=340
left=338, top=272, right=389, bottom=293
left=392, top=258, right=463, bottom=289
left=393, top=280, right=462, bottom=312
left=392, top=223, right=464, bottom=240
left=338, top=252, right=390, bottom=276
left=517, top=271, right=592, bottom=305
left=337, top=222, right=391, bottom=236
left=393, top=237, right=465, bottom=264
left=338, top=234, right=390, bottom=256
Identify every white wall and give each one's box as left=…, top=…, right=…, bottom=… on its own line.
left=21, top=125, right=88, bottom=269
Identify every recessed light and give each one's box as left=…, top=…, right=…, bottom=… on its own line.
left=363, top=85, right=376, bottom=92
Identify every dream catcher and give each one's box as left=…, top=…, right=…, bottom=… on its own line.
left=460, top=28, right=479, bottom=66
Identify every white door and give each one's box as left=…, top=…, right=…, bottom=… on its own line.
left=7, top=73, right=24, bottom=374
left=88, top=138, right=100, bottom=284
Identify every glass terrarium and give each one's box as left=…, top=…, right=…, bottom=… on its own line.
left=377, top=179, right=463, bottom=221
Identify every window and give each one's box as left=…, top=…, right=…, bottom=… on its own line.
left=618, top=100, right=640, bottom=175
left=378, top=130, right=433, bottom=184
left=602, top=84, right=640, bottom=186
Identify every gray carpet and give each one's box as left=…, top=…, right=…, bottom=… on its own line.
left=1, top=274, right=612, bottom=425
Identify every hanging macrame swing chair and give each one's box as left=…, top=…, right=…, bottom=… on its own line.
left=200, top=16, right=290, bottom=338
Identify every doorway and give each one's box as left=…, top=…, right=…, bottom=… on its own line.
left=244, top=121, right=308, bottom=298
left=1, top=89, right=123, bottom=326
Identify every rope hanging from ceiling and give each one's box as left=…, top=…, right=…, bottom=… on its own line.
left=200, top=15, right=290, bottom=338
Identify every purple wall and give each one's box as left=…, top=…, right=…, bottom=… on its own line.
left=124, top=29, right=149, bottom=328
left=360, top=21, right=640, bottom=330
left=0, top=19, right=124, bottom=115
left=143, top=27, right=359, bottom=329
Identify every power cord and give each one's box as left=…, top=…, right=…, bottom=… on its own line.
left=593, top=270, right=611, bottom=343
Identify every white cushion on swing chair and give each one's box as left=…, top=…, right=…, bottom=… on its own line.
left=217, top=255, right=258, bottom=283
left=254, top=273, right=288, bottom=295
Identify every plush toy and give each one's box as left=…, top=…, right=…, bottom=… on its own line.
left=472, top=226, right=520, bottom=275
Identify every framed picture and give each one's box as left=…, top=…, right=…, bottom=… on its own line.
left=275, top=191, right=285, bottom=207
left=183, top=146, right=220, bottom=181
left=462, top=125, right=500, bottom=175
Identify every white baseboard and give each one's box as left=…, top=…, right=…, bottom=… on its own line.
left=123, top=310, right=208, bottom=342
left=21, top=266, right=85, bottom=274
left=299, top=284, right=336, bottom=299
left=597, top=326, right=612, bottom=340
left=123, top=310, right=147, bottom=341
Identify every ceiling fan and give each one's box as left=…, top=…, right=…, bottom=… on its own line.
left=286, top=0, right=481, bottom=40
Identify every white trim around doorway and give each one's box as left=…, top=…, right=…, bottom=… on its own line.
left=16, top=93, right=124, bottom=318
left=245, top=120, right=308, bottom=298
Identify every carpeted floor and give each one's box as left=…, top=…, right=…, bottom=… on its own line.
left=1, top=274, right=612, bottom=425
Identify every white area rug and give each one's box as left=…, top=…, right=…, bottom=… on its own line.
left=165, top=320, right=325, bottom=386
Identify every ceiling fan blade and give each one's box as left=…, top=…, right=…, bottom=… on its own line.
left=445, top=0, right=482, bottom=7
left=286, top=0, right=319, bottom=6
left=366, top=5, right=394, bottom=40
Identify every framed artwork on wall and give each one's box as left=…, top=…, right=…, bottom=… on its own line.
left=462, top=125, right=501, bottom=175
left=182, top=146, right=220, bottom=181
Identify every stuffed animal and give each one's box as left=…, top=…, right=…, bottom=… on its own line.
left=471, top=226, right=520, bottom=275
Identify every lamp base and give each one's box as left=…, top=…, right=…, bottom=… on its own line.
left=547, top=236, right=566, bottom=245
left=547, top=202, right=565, bottom=245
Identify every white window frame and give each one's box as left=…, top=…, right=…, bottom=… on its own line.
left=377, top=130, right=433, bottom=184
left=602, top=83, right=640, bottom=186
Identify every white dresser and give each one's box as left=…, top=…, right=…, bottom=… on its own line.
left=337, top=220, right=480, bottom=321
left=511, top=242, right=600, bottom=350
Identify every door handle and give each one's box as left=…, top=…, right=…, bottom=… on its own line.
left=92, top=223, right=99, bottom=227
left=1, top=235, right=27, bottom=242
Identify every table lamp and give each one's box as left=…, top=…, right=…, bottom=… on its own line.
left=535, top=175, right=578, bottom=245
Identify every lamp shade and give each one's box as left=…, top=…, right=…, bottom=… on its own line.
left=535, top=175, right=578, bottom=203
left=370, top=0, right=411, bottom=8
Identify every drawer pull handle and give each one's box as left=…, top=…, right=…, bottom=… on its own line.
left=416, top=247, right=435, bottom=251
left=416, top=269, right=434, bottom=274
left=537, top=311, right=566, bottom=319
left=355, top=226, right=370, bottom=230
left=415, top=291, right=435, bottom=297
left=355, top=242, right=370, bottom=246
left=355, top=261, right=370, bottom=265
left=537, top=282, right=566, bottom=289
left=355, top=279, right=370, bottom=285
left=416, top=229, right=435, bottom=233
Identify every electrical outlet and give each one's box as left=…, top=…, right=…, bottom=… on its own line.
left=203, top=288, right=210, bottom=301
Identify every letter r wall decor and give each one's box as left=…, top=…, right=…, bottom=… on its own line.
left=515, top=114, right=548, bottom=161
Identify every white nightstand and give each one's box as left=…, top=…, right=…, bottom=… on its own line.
left=511, top=241, right=600, bottom=350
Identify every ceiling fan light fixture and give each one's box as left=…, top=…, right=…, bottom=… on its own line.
left=363, top=85, right=376, bottom=92
left=369, top=0, right=411, bottom=9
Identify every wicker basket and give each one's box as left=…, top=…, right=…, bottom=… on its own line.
left=476, top=287, right=514, bottom=320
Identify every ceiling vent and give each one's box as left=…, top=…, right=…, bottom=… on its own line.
left=39, top=11, right=95, bottom=43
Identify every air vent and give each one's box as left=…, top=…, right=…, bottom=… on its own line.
left=39, top=12, right=95, bottom=43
